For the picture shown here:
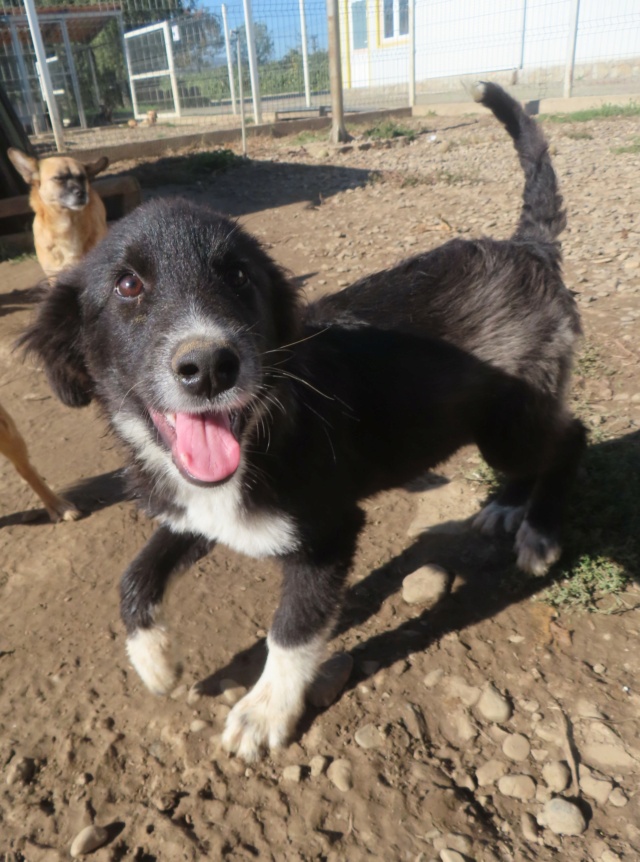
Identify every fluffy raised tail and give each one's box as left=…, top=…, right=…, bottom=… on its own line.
left=472, top=81, right=566, bottom=244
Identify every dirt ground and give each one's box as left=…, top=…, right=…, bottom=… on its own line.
left=1, top=109, right=639, bottom=862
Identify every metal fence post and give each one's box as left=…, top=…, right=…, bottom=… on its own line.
left=60, top=19, right=88, bottom=129
left=242, top=0, right=262, bottom=124
left=22, top=0, right=65, bottom=151
left=163, top=20, right=182, bottom=118
left=563, top=0, right=580, bottom=98
left=222, top=5, right=237, bottom=114
left=9, top=21, right=46, bottom=135
left=327, top=0, right=349, bottom=143
left=299, top=0, right=311, bottom=108
left=236, top=35, right=247, bottom=156
left=519, top=0, right=528, bottom=70
left=408, top=0, right=416, bottom=108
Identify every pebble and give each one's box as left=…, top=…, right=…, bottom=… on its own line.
left=502, top=733, right=530, bottom=762
left=424, top=668, right=444, bottom=688
left=497, top=774, right=536, bottom=800
left=542, top=761, right=571, bottom=792
left=327, top=758, right=353, bottom=791
left=186, top=684, right=202, bottom=705
left=5, top=756, right=35, bottom=786
left=521, top=812, right=539, bottom=843
left=309, top=755, right=329, bottom=777
left=70, top=825, right=109, bottom=857
left=219, top=679, right=247, bottom=705
left=537, top=797, right=587, bottom=836
left=281, top=765, right=303, bottom=783
left=476, top=759, right=508, bottom=787
left=189, top=719, right=210, bottom=733
left=477, top=683, right=512, bottom=723
left=307, top=652, right=353, bottom=708
left=402, top=565, right=450, bottom=606
left=608, top=787, right=628, bottom=807
left=443, top=676, right=481, bottom=707
left=579, top=767, right=613, bottom=805
left=433, top=833, right=473, bottom=855
left=439, top=851, right=468, bottom=862
left=355, top=723, right=385, bottom=749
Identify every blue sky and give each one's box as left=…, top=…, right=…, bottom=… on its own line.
left=203, top=0, right=328, bottom=59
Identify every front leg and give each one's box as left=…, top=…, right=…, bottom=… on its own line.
left=222, top=511, right=363, bottom=761
left=120, top=525, right=213, bottom=694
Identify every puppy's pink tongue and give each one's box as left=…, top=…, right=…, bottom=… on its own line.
left=174, top=412, right=240, bottom=482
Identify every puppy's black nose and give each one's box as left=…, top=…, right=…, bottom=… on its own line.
left=171, top=341, right=240, bottom=399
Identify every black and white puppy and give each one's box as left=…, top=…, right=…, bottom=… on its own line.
left=21, top=83, right=585, bottom=761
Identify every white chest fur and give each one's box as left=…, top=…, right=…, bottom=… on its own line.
left=166, top=476, right=299, bottom=558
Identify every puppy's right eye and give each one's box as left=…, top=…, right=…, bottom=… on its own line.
left=115, top=272, right=144, bottom=299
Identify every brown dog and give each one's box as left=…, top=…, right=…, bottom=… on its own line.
left=0, top=399, right=80, bottom=521
left=8, top=149, right=109, bottom=278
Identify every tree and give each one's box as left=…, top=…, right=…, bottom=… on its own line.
left=235, top=23, right=274, bottom=67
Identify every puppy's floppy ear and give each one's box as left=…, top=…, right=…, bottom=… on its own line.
left=18, top=274, right=94, bottom=408
left=8, top=148, right=39, bottom=185
left=84, top=156, right=109, bottom=178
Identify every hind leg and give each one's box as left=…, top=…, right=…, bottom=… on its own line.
left=476, top=394, right=586, bottom=575
left=514, top=418, right=586, bottom=575
left=473, top=476, right=534, bottom=536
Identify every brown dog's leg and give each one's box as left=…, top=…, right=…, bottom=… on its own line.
left=0, top=405, right=80, bottom=522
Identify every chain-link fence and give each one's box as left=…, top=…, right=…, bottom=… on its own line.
left=0, top=0, right=639, bottom=153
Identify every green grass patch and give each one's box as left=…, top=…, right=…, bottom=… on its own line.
left=543, top=102, right=640, bottom=123
left=291, top=129, right=327, bottom=145
left=128, top=148, right=243, bottom=188
left=363, top=119, right=417, bottom=141
left=612, top=137, right=640, bottom=155
left=0, top=245, right=36, bottom=264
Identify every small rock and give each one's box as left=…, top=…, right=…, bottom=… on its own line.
left=187, top=684, right=202, bottom=705
left=327, top=758, right=353, bottom=791
left=502, top=733, right=531, bottom=762
left=5, top=756, right=35, bottom=786
left=477, top=683, right=512, bottom=723
left=497, top=774, right=536, bottom=800
left=439, top=851, right=468, bottom=862
left=601, top=850, right=622, bottom=862
left=521, top=812, right=539, bottom=842
left=402, top=565, right=450, bottom=606
left=219, top=679, right=246, bottom=705
left=189, top=719, right=209, bottom=733
left=436, top=833, right=473, bottom=855
left=424, top=668, right=444, bottom=688
left=307, top=652, right=353, bottom=708
left=579, top=767, right=613, bottom=805
left=443, top=676, right=481, bottom=707
left=608, top=787, right=628, bottom=807
left=592, top=663, right=606, bottom=675
left=542, top=761, right=571, bottom=792
left=70, top=825, right=109, bottom=857
left=355, top=723, right=385, bottom=749
left=151, top=791, right=179, bottom=813
left=309, top=755, right=329, bottom=777
left=537, top=797, right=587, bottom=836
left=282, top=765, right=303, bottom=783
left=476, top=759, right=508, bottom=787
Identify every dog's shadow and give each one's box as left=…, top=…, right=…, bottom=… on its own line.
left=201, top=429, right=639, bottom=709
left=0, top=468, right=129, bottom=528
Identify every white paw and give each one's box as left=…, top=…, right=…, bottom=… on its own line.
left=473, top=501, right=526, bottom=536
left=221, top=677, right=303, bottom=762
left=515, top=520, right=561, bottom=576
left=126, top=627, right=181, bottom=695
left=221, top=636, right=326, bottom=761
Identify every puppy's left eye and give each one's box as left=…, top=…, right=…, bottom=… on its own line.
left=228, top=268, right=249, bottom=289
left=115, top=272, right=144, bottom=299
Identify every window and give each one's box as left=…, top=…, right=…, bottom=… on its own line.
left=382, top=0, right=409, bottom=40
left=352, top=0, right=368, bottom=50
